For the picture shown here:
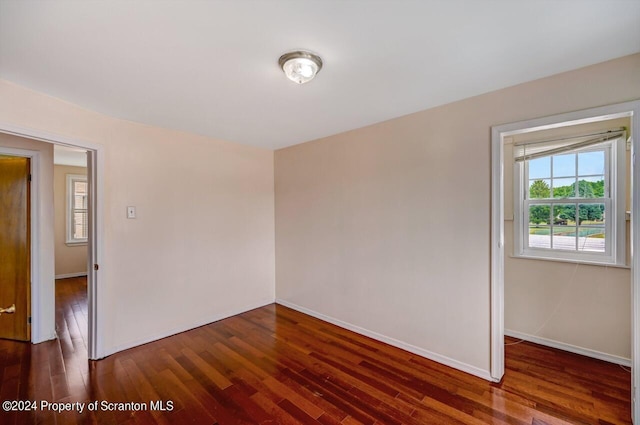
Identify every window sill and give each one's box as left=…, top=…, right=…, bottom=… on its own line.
left=65, top=241, right=88, bottom=247
left=509, top=253, right=630, bottom=269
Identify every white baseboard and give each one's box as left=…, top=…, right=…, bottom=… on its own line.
left=505, top=329, right=631, bottom=367
left=55, top=272, right=88, bottom=279
left=276, top=299, right=494, bottom=382
left=32, top=330, right=57, bottom=344
left=101, top=299, right=274, bottom=359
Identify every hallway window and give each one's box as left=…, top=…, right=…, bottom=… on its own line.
left=66, top=174, right=88, bottom=244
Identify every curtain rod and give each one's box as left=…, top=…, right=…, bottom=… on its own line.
left=513, top=127, right=626, bottom=147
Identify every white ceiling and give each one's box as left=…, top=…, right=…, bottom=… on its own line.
left=1, top=1, right=639, bottom=150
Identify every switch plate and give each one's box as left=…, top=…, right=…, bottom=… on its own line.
left=127, top=206, right=136, bottom=219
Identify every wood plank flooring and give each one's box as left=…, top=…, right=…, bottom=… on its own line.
left=0, top=277, right=631, bottom=424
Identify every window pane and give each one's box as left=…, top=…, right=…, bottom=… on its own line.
left=552, top=204, right=576, bottom=225
left=529, top=205, right=550, bottom=226
left=577, top=203, right=605, bottom=225
left=528, top=204, right=551, bottom=248
left=577, top=177, right=604, bottom=198
left=74, top=181, right=87, bottom=195
left=73, top=211, right=88, bottom=239
left=74, top=194, right=86, bottom=209
left=578, top=151, right=605, bottom=176
left=552, top=178, right=575, bottom=198
left=577, top=202, right=605, bottom=253
left=552, top=226, right=577, bottom=251
left=529, top=179, right=550, bottom=199
left=529, top=157, right=550, bottom=179
left=553, top=154, right=575, bottom=177
left=577, top=227, right=605, bottom=252
left=552, top=204, right=577, bottom=251
left=529, top=226, right=550, bottom=249
left=74, top=181, right=88, bottom=209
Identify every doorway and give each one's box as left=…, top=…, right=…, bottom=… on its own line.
left=0, top=125, right=103, bottom=360
left=53, top=145, right=88, bottom=282
left=491, top=100, right=640, bottom=423
left=53, top=145, right=89, bottom=349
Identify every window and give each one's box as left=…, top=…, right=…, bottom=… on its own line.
left=66, top=174, right=88, bottom=244
left=513, top=131, right=626, bottom=265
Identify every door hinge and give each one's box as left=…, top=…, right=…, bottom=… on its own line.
left=94, top=264, right=99, bottom=271
left=27, top=316, right=31, bottom=325
left=28, top=174, right=32, bottom=182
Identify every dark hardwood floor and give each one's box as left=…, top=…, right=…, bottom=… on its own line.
left=0, top=276, right=631, bottom=424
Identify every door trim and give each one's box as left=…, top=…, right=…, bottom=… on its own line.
left=0, top=122, right=105, bottom=360
left=490, top=100, right=640, bottom=423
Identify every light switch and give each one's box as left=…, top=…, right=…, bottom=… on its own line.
left=127, top=206, right=136, bottom=219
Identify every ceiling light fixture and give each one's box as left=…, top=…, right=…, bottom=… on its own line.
left=278, top=51, right=323, bottom=84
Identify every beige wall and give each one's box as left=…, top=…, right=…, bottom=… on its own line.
left=504, top=118, right=631, bottom=361
left=0, top=80, right=275, bottom=355
left=275, top=53, right=640, bottom=375
left=54, top=164, right=88, bottom=277
left=0, top=133, right=55, bottom=342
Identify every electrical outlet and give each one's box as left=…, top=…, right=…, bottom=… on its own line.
left=127, top=206, right=136, bottom=219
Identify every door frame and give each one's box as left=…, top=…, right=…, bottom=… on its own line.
left=0, top=122, right=105, bottom=360
left=490, top=100, right=640, bottom=423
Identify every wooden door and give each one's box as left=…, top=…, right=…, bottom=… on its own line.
left=0, top=155, right=30, bottom=341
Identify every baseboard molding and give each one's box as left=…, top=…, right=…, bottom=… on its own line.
left=505, top=329, right=631, bottom=367
left=55, top=272, right=88, bottom=279
left=101, top=299, right=275, bottom=359
left=276, top=299, right=494, bottom=382
left=32, top=330, right=57, bottom=344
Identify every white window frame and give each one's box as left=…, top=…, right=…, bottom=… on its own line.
left=66, top=174, right=88, bottom=245
left=513, top=137, right=626, bottom=266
